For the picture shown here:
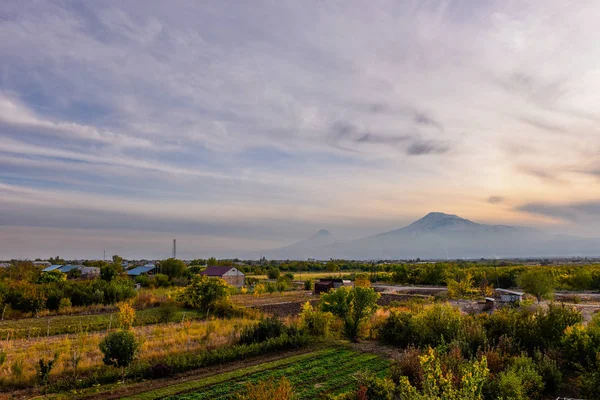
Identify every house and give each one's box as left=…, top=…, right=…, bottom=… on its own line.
left=0, top=263, right=10, bottom=268
left=57, top=265, right=82, bottom=274
left=495, top=288, right=524, bottom=304
left=42, top=264, right=63, bottom=272
left=200, top=266, right=245, bottom=287
left=127, top=263, right=159, bottom=277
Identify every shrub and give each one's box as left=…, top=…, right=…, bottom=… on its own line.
left=36, top=354, right=58, bottom=386
left=99, top=330, right=139, bottom=383
left=118, top=302, right=136, bottom=329
left=410, top=304, right=462, bottom=347
left=158, top=258, right=187, bottom=279
left=156, top=301, right=178, bottom=324
left=267, top=268, right=280, bottom=280
left=303, top=280, right=313, bottom=291
left=299, top=301, right=331, bottom=337
left=239, top=316, right=285, bottom=344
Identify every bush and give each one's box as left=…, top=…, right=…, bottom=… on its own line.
left=299, top=302, right=331, bottom=337
left=156, top=301, right=178, bottom=324
left=239, top=316, right=285, bottom=344
left=303, top=280, right=313, bottom=291
left=267, top=268, right=280, bottom=280
left=99, top=330, right=139, bottom=382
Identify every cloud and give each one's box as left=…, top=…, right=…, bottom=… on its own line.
left=488, top=196, right=505, bottom=204
left=406, top=140, right=450, bottom=156
left=3, top=1, right=600, bottom=255
left=518, top=166, right=565, bottom=184
left=517, top=200, right=600, bottom=222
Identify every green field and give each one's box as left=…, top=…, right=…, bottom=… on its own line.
left=129, top=348, right=389, bottom=400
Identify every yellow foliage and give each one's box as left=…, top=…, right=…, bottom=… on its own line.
left=253, top=284, right=265, bottom=297
left=236, top=377, right=294, bottom=400
left=118, top=302, right=136, bottom=330
left=354, top=273, right=371, bottom=288
left=240, top=286, right=248, bottom=295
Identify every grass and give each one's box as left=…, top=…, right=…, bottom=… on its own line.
left=0, top=306, right=204, bottom=340
left=251, top=271, right=355, bottom=280
left=130, top=347, right=390, bottom=400
left=0, top=317, right=257, bottom=389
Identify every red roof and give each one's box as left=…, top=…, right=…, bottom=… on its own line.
left=200, top=266, right=238, bottom=277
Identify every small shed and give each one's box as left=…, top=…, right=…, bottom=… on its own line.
left=314, top=280, right=335, bottom=294
left=495, top=288, right=524, bottom=303
left=200, top=266, right=245, bottom=287
left=314, top=278, right=352, bottom=294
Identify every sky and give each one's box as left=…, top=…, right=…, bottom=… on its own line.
left=2, top=1, right=600, bottom=259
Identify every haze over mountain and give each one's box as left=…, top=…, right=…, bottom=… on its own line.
left=262, top=212, right=600, bottom=260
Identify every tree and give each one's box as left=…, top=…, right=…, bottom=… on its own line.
left=518, top=269, right=554, bottom=302
left=176, top=275, right=230, bottom=313
left=99, top=330, right=139, bottom=383
left=160, top=258, right=187, bottom=279
left=267, top=268, right=280, bottom=280
left=100, top=264, right=119, bottom=281
left=36, top=270, right=65, bottom=284
left=320, top=286, right=380, bottom=342
left=207, top=257, right=218, bottom=266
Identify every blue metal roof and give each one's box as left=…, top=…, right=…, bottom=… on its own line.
left=58, top=265, right=80, bottom=273
left=42, top=265, right=63, bottom=272
left=127, top=265, right=156, bottom=276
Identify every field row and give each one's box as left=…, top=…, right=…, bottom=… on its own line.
left=130, top=347, right=389, bottom=400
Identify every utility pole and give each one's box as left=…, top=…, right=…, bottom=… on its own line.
left=173, top=239, right=177, bottom=259
left=103, top=250, right=106, bottom=261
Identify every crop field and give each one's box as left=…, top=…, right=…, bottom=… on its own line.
left=129, top=348, right=389, bottom=400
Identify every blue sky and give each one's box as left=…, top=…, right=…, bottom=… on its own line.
left=2, top=1, right=600, bottom=259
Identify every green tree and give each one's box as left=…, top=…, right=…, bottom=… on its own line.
left=518, top=269, right=554, bottom=302
left=176, top=275, right=230, bottom=313
left=320, top=286, right=380, bottom=342
left=100, top=264, right=119, bottom=281
left=36, top=270, right=65, bottom=284
left=267, top=268, right=280, bottom=280
left=99, top=330, right=139, bottom=383
left=207, top=257, right=218, bottom=266
left=159, top=258, right=187, bottom=279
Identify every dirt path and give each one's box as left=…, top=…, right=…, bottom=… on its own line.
left=77, top=346, right=321, bottom=400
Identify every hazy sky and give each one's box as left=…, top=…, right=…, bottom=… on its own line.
left=2, top=1, right=600, bottom=259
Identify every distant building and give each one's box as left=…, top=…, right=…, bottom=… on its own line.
left=79, top=266, right=100, bottom=279
left=200, top=266, right=245, bottom=287
left=0, top=263, right=11, bottom=268
left=42, top=265, right=63, bottom=272
left=495, top=288, right=524, bottom=303
left=127, top=263, right=159, bottom=277
left=33, top=261, right=51, bottom=267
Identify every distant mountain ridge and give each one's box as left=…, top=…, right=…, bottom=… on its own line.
left=260, top=212, right=600, bottom=260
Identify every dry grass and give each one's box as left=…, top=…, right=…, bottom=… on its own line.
left=0, top=317, right=256, bottom=389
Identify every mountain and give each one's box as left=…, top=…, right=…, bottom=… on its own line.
left=261, top=229, right=337, bottom=259
left=263, top=212, right=600, bottom=260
